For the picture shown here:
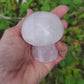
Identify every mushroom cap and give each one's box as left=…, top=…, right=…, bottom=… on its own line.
left=22, top=11, right=64, bottom=46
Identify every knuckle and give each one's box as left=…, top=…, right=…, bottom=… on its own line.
left=4, top=29, right=9, bottom=32
left=4, top=28, right=15, bottom=35
left=4, top=28, right=11, bottom=34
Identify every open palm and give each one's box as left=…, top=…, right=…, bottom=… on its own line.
left=0, top=5, right=68, bottom=84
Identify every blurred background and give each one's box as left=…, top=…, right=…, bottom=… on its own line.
left=0, top=0, right=84, bottom=84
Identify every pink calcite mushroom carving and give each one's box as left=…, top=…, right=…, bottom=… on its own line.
left=22, top=11, right=64, bottom=62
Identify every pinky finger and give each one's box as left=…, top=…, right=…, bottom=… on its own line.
left=56, top=41, right=68, bottom=57
left=53, top=42, right=67, bottom=65
left=53, top=54, right=64, bottom=65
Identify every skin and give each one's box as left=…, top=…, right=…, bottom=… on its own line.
left=0, top=5, right=68, bottom=84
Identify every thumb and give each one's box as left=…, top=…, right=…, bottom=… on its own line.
left=16, top=9, right=33, bottom=27
left=15, top=9, right=33, bottom=34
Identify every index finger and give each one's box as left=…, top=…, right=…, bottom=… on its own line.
left=51, top=5, right=69, bottom=18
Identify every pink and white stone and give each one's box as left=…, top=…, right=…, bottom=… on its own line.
left=22, top=11, right=64, bottom=62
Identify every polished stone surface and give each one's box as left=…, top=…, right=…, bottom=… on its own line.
left=22, top=12, right=64, bottom=62
left=32, top=44, right=58, bottom=62
left=22, top=12, right=64, bottom=46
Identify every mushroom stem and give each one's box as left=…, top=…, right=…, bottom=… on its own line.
left=32, top=44, right=58, bottom=62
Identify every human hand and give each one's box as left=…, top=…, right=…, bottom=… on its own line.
left=0, top=5, right=68, bottom=84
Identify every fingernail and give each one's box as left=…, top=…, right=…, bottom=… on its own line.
left=61, top=5, right=69, bottom=12
left=63, top=5, right=69, bottom=11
